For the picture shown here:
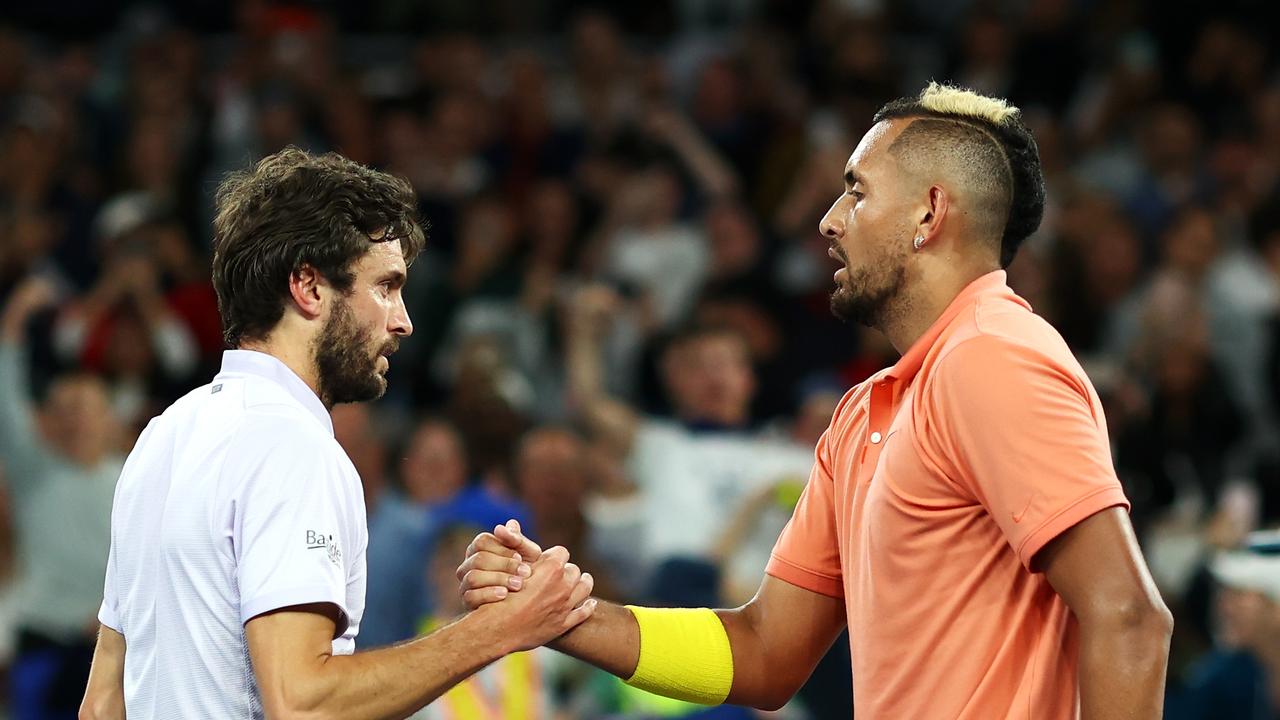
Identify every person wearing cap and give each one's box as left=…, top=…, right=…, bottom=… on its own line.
left=1170, top=532, right=1280, bottom=720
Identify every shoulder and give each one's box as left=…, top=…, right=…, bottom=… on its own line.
left=224, top=410, right=351, bottom=490
left=932, top=298, right=1088, bottom=392
left=826, top=379, right=873, bottom=439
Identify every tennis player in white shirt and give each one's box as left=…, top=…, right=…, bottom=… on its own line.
left=80, top=148, right=596, bottom=720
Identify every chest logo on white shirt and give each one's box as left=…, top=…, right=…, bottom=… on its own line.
left=306, top=530, right=343, bottom=567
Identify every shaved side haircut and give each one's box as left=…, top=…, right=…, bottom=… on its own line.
left=873, top=82, right=1046, bottom=268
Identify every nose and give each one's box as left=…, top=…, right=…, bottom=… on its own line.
left=819, top=195, right=845, bottom=240
left=391, top=294, right=413, bottom=337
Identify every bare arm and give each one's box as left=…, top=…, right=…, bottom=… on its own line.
left=80, top=625, right=126, bottom=720
left=1039, top=507, right=1173, bottom=720
left=0, top=278, right=61, bottom=490
left=642, top=108, right=740, bottom=200
left=564, top=285, right=640, bottom=456
left=460, top=526, right=846, bottom=711
left=246, top=548, right=595, bottom=720
left=551, top=575, right=845, bottom=710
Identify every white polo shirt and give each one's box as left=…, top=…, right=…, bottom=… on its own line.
left=99, top=350, right=368, bottom=719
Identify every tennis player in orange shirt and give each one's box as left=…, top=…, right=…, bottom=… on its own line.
left=457, top=83, right=1173, bottom=719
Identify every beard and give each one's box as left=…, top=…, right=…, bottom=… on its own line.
left=314, top=298, right=398, bottom=406
left=829, top=242, right=909, bottom=328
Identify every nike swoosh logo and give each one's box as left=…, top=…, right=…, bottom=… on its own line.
left=1012, top=497, right=1034, bottom=524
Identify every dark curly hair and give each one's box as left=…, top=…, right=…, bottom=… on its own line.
left=873, top=83, right=1045, bottom=268
left=212, top=147, right=425, bottom=347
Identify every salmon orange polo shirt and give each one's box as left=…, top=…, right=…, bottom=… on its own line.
left=767, top=270, right=1130, bottom=719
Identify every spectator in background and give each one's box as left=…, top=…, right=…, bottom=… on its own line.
left=1167, top=532, right=1280, bottom=720
left=331, top=403, right=390, bottom=528
left=358, top=416, right=466, bottom=648
left=360, top=413, right=536, bottom=648
left=513, top=427, right=623, bottom=602
left=1, top=2, right=1278, bottom=717
left=0, top=277, right=122, bottom=719
left=53, top=195, right=204, bottom=432
left=411, top=524, right=560, bottom=720
left=1113, top=273, right=1244, bottom=528
left=565, top=284, right=812, bottom=594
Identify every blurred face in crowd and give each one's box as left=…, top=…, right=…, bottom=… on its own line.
left=527, top=180, right=577, bottom=261
left=1163, top=207, right=1220, bottom=278
left=820, top=120, right=918, bottom=328
left=42, top=374, right=115, bottom=467
left=793, top=390, right=842, bottom=446
left=516, top=429, right=588, bottom=523
left=399, top=420, right=468, bottom=504
left=707, top=202, right=761, bottom=278
left=331, top=403, right=387, bottom=505
left=427, top=527, right=477, bottom=617
left=662, top=332, right=756, bottom=426
left=1085, top=216, right=1142, bottom=303
left=1142, top=105, right=1200, bottom=174
left=314, top=239, right=411, bottom=406
left=105, top=312, right=155, bottom=379
left=1216, top=586, right=1280, bottom=651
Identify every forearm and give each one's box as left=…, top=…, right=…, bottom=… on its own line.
left=549, top=600, right=639, bottom=678
left=80, top=626, right=126, bottom=720
left=550, top=600, right=802, bottom=711
left=0, top=342, right=48, bottom=477
left=665, top=127, right=739, bottom=199
left=565, top=325, right=636, bottom=453
left=275, top=612, right=509, bottom=720
left=565, top=322, right=606, bottom=412
left=1077, top=611, right=1172, bottom=720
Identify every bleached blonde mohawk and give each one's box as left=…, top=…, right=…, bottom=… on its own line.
left=916, top=82, right=1020, bottom=127
left=870, top=81, right=1045, bottom=268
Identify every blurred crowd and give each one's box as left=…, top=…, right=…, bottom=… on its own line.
left=0, top=0, right=1278, bottom=717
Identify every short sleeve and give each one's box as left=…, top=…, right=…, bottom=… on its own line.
left=232, top=430, right=357, bottom=633
left=766, top=429, right=843, bottom=598
left=929, top=336, right=1130, bottom=570
left=98, top=532, right=120, bottom=632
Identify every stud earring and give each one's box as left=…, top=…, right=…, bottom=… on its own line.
left=913, top=234, right=925, bottom=251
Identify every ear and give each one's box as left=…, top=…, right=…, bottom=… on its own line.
left=287, top=264, right=327, bottom=321
left=916, top=185, right=950, bottom=245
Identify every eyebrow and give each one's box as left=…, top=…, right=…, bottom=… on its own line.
left=380, top=269, right=407, bottom=289
left=844, top=169, right=866, bottom=188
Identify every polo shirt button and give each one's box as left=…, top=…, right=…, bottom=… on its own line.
left=870, top=431, right=882, bottom=444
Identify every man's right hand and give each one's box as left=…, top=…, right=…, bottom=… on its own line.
left=472, top=544, right=596, bottom=653
left=456, top=519, right=546, bottom=608
left=567, top=284, right=621, bottom=336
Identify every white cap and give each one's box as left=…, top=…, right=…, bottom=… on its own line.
left=1210, top=530, right=1280, bottom=603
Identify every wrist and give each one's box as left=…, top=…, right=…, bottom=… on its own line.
left=457, top=605, right=521, bottom=659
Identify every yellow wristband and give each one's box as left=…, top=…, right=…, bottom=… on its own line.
left=624, top=605, right=734, bottom=705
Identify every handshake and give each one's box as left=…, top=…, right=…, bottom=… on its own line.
left=455, top=519, right=598, bottom=654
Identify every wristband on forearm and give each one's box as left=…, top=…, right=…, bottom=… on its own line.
left=623, top=605, right=735, bottom=705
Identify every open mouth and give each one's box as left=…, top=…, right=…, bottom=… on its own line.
left=829, top=245, right=849, bottom=281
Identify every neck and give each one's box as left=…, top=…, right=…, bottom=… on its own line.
left=239, top=334, right=326, bottom=408
left=878, top=257, right=998, bottom=354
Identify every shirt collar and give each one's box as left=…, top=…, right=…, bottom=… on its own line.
left=884, top=270, right=1024, bottom=384
left=217, top=349, right=333, bottom=435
